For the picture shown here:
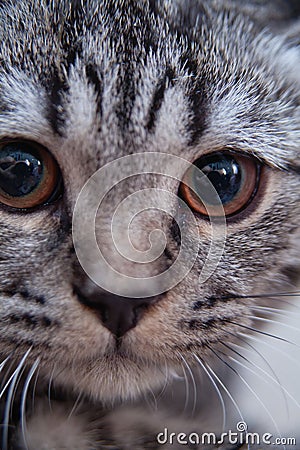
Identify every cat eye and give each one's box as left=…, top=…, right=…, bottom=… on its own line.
left=0, top=141, right=63, bottom=209
left=179, top=152, right=260, bottom=217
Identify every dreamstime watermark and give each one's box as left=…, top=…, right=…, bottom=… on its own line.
left=72, top=153, right=227, bottom=298
left=156, top=422, right=297, bottom=447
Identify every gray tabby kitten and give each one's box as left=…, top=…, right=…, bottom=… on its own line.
left=0, top=0, right=299, bottom=449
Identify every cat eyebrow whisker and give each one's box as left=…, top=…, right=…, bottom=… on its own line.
left=193, top=354, right=227, bottom=432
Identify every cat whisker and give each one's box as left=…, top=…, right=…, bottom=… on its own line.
left=0, top=357, right=18, bottom=395
left=193, top=354, right=227, bottom=432
left=20, top=358, right=40, bottom=450
left=244, top=314, right=300, bottom=333
left=1, top=349, right=32, bottom=450
left=216, top=291, right=300, bottom=310
left=179, top=355, right=197, bottom=417
left=225, top=351, right=300, bottom=412
left=224, top=320, right=298, bottom=346
left=223, top=333, right=289, bottom=414
left=155, top=358, right=170, bottom=402
left=67, top=392, right=83, bottom=422
left=238, top=331, right=300, bottom=368
left=0, top=356, right=11, bottom=374
left=180, top=362, right=190, bottom=415
left=0, top=350, right=31, bottom=401
left=209, top=347, right=287, bottom=450
left=31, top=364, right=40, bottom=413
left=204, top=359, right=245, bottom=425
left=251, top=305, right=300, bottom=317
left=215, top=291, right=300, bottom=301
left=144, top=382, right=159, bottom=412
left=47, top=364, right=57, bottom=413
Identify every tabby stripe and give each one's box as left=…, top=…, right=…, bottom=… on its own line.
left=179, top=55, right=207, bottom=145
left=85, top=63, right=103, bottom=117
left=187, top=317, right=232, bottom=330
left=5, top=313, right=54, bottom=328
left=46, top=69, right=69, bottom=137
left=1, top=289, right=46, bottom=305
left=146, top=66, right=176, bottom=131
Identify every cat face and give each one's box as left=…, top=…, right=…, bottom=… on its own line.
left=0, top=0, right=299, bottom=404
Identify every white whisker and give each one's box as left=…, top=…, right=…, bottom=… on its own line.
left=31, top=365, right=40, bottom=413
left=205, top=360, right=245, bottom=425
left=47, top=364, right=57, bottom=413
left=193, top=354, right=227, bottom=432
left=179, top=355, right=197, bottom=416
left=227, top=353, right=300, bottom=412
left=244, top=314, right=300, bottom=333
left=0, top=357, right=11, bottom=374
left=155, top=358, right=170, bottom=402
left=20, top=358, right=40, bottom=450
left=251, top=305, right=300, bottom=317
left=1, top=349, right=31, bottom=450
left=238, top=331, right=300, bottom=368
left=211, top=349, right=286, bottom=450
left=67, top=392, right=83, bottom=421
left=180, top=362, right=190, bottom=414
left=226, top=338, right=289, bottom=415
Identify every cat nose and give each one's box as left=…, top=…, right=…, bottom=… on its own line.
left=73, top=285, right=157, bottom=338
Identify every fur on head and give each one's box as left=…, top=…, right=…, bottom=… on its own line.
left=0, top=0, right=299, bottom=408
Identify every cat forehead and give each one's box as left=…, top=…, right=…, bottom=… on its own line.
left=0, top=0, right=299, bottom=170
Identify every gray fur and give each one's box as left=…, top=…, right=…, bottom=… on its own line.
left=0, top=0, right=299, bottom=449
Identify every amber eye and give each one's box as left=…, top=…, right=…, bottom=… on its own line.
left=0, top=141, right=63, bottom=209
left=179, top=152, right=260, bottom=217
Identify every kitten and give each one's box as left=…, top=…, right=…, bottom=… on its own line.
left=0, top=0, right=299, bottom=449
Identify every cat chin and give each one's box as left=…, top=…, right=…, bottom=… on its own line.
left=49, top=355, right=168, bottom=403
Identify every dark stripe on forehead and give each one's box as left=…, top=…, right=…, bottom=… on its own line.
left=187, top=78, right=208, bottom=145
left=46, top=69, right=69, bottom=137
left=85, top=63, right=103, bottom=118
left=146, top=66, right=176, bottom=132
left=178, top=56, right=208, bottom=146
left=115, top=64, right=136, bottom=131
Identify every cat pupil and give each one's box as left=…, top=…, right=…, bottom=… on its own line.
left=0, top=145, right=43, bottom=197
left=193, top=154, right=242, bottom=205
